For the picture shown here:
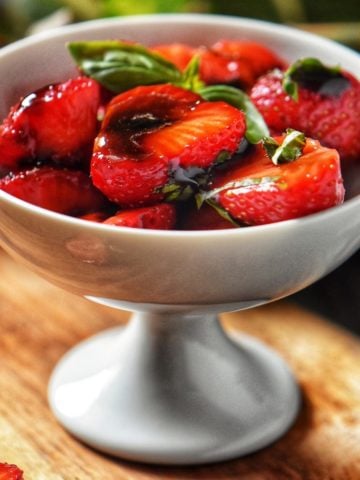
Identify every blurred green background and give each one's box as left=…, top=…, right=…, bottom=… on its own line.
left=0, top=0, right=359, bottom=49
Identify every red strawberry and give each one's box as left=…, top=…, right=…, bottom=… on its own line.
left=0, top=463, right=23, bottom=480
left=211, top=40, right=286, bottom=80
left=103, top=203, right=176, bottom=229
left=0, top=167, right=107, bottom=215
left=181, top=202, right=236, bottom=230
left=151, top=43, right=196, bottom=71
left=151, top=40, right=285, bottom=90
left=250, top=59, right=360, bottom=163
left=202, top=135, right=344, bottom=225
left=200, top=40, right=285, bottom=90
left=91, top=83, right=246, bottom=207
left=80, top=211, right=109, bottom=222
left=0, top=77, right=100, bottom=170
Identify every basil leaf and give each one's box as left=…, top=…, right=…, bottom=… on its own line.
left=198, top=85, right=269, bottom=144
left=282, top=57, right=344, bottom=101
left=68, top=40, right=182, bottom=92
left=180, top=55, right=205, bottom=92
left=263, top=129, right=306, bottom=165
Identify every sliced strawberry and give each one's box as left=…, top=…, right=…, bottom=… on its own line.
left=151, top=43, right=196, bottom=71
left=250, top=60, right=360, bottom=163
left=91, top=83, right=245, bottom=207
left=0, top=463, right=23, bottom=480
left=0, top=167, right=107, bottom=215
left=103, top=203, right=176, bottom=229
left=204, top=137, right=344, bottom=225
left=0, top=77, right=100, bottom=170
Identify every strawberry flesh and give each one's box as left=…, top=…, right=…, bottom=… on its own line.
left=151, top=43, right=196, bottom=71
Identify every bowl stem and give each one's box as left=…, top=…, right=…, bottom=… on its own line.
left=48, top=310, right=300, bottom=465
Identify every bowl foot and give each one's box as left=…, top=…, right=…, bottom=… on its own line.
left=48, top=312, right=300, bottom=465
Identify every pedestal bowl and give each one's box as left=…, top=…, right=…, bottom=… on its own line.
left=0, top=14, right=359, bottom=465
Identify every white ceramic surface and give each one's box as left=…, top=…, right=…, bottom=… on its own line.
left=0, top=14, right=359, bottom=465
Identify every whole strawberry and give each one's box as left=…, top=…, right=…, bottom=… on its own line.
left=250, top=58, right=360, bottom=163
left=198, top=130, right=345, bottom=226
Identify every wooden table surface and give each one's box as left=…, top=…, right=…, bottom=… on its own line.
left=0, top=250, right=359, bottom=480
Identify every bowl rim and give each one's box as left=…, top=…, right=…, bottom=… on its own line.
left=0, top=13, right=359, bottom=239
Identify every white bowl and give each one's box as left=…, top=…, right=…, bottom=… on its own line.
left=0, top=14, right=359, bottom=465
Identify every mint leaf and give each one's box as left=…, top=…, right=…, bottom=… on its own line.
left=198, top=85, right=269, bottom=144
left=282, top=57, right=345, bottom=101
left=68, top=40, right=182, bottom=92
left=263, top=129, right=305, bottom=165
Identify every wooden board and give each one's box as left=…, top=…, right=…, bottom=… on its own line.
left=0, top=250, right=359, bottom=479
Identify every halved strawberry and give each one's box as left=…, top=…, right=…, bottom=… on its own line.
left=250, top=59, right=360, bottom=163
left=0, top=167, right=107, bottom=215
left=103, top=203, right=176, bottom=229
left=0, top=463, right=23, bottom=480
left=201, top=135, right=344, bottom=225
left=91, top=83, right=246, bottom=207
left=0, top=77, right=100, bottom=170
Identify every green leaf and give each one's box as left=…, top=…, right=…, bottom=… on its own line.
left=263, top=129, right=306, bottom=165
left=68, top=40, right=182, bottom=92
left=180, top=55, right=205, bottom=91
left=198, top=85, right=269, bottom=144
left=282, top=57, right=344, bottom=101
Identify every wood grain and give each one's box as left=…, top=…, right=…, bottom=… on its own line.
left=0, top=250, right=359, bottom=480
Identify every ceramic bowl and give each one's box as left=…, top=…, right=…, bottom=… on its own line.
left=0, top=14, right=359, bottom=465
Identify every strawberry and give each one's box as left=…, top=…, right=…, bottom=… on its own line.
left=91, top=83, right=246, bottom=207
left=199, top=132, right=344, bottom=225
left=0, top=77, right=100, bottom=170
left=80, top=211, right=110, bottom=222
left=200, top=40, right=285, bottom=90
left=181, top=202, right=236, bottom=230
left=103, top=203, right=176, bottom=229
left=0, top=463, right=23, bottom=480
left=0, top=167, right=107, bottom=215
left=151, top=40, right=285, bottom=90
left=250, top=58, right=360, bottom=163
left=151, top=43, right=196, bottom=71
left=211, top=40, right=286, bottom=81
